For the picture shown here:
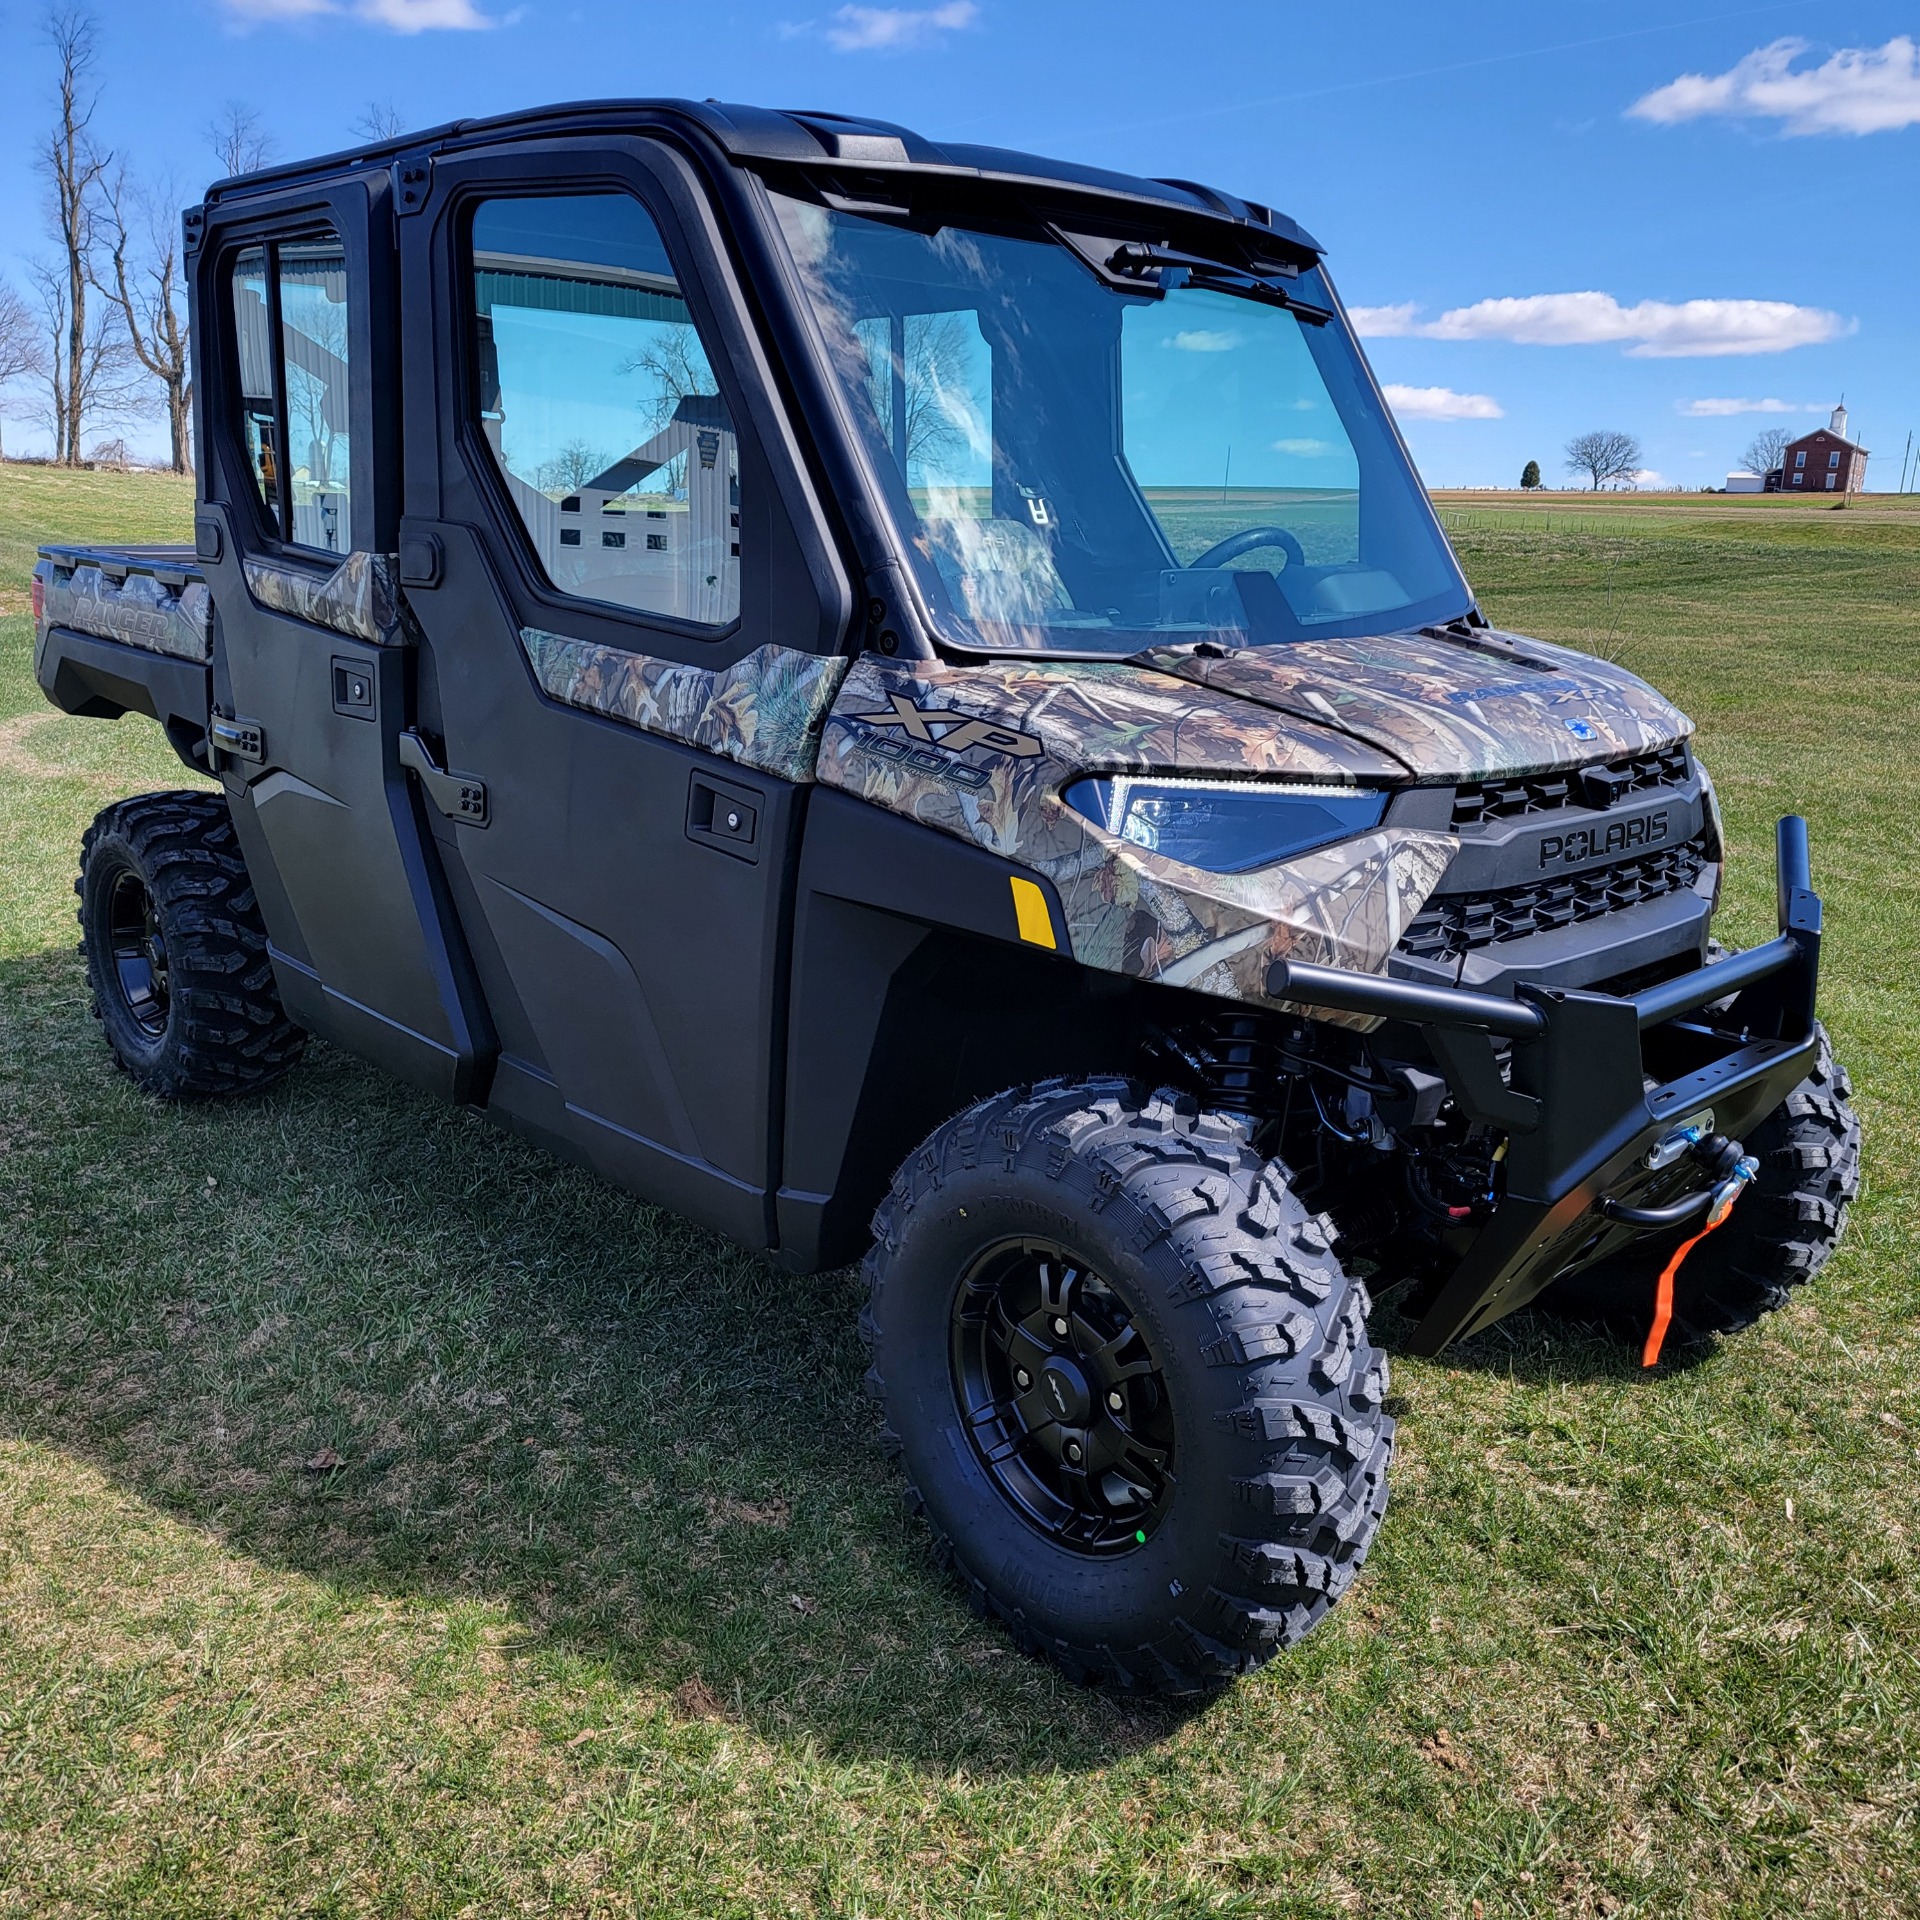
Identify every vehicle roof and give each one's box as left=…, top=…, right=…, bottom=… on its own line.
left=204, top=98, right=1322, bottom=255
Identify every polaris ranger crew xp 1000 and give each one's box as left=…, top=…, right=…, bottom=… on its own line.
left=32, top=100, right=1859, bottom=1692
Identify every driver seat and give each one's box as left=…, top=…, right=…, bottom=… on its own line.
left=923, top=517, right=1074, bottom=626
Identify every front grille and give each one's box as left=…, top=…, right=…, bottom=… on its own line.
left=1399, top=833, right=1711, bottom=961
left=1450, top=743, right=1689, bottom=828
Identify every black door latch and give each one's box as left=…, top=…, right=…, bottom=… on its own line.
left=208, top=714, right=265, bottom=765
left=398, top=730, right=489, bottom=826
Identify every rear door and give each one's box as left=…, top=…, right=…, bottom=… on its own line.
left=191, top=175, right=490, bottom=1099
left=393, top=135, right=851, bottom=1246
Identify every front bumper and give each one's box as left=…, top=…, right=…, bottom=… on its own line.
left=1269, top=816, right=1826, bottom=1353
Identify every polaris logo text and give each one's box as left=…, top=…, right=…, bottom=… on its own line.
left=1539, top=811, right=1671, bottom=868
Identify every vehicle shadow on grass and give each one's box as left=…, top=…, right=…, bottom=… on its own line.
left=1366, top=1280, right=1719, bottom=1386
left=0, top=947, right=1206, bottom=1777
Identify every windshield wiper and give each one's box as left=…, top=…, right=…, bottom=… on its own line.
left=1104, top=242, right=1333, bottom=323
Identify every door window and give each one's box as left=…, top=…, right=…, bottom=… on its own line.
left=469, top=192, right=741, bottom=628
left=229, top=236, right=357, bottom=554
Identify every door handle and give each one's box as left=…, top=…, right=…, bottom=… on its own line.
left=686, top=771, right=760, bottom=863
left=398, top=730, right=489, bottom=826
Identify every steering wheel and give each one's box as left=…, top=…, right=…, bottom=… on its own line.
left=1187, top=526, right=1306, bottom=571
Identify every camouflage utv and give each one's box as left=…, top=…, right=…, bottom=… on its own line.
left=32, top=101, right=1859, bottom=1692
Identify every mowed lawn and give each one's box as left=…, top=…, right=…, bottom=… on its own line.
left=1, top=466, right=1917, bottom=1918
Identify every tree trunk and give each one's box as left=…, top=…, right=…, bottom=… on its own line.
left=43, top=12, right=109, bottom=467
left=166, top=378, right=191, bottom=474
left=64, top=249, right=85, bottom=463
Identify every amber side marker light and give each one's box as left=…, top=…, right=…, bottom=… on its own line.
left=1010, top=876, right=1057, bottom=949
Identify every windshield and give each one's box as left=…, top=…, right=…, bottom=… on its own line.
left=773, top=193, right=1472, bottom=654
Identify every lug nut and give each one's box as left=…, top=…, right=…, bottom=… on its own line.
left=1051, top=1316, right=1069, bottom=1339
left=1014, top=1367, right=1032, bottom=1390
left=1064, top=1441, right=1083, bottom=1463
left=1107, top=1389, right=1125, bottom=1413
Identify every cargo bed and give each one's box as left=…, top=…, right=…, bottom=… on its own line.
left=32, top=543, right=213, bottom=772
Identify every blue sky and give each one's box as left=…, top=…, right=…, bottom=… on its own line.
left=2, top=0, right=1916, bottom=488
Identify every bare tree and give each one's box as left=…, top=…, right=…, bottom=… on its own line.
left=352, top=100, right=406, bottom=142
left=91, top=167, right=192, bottom=472
left=534, top=439, right=614, bottom=493
left=621, top=325, right=718, bottom=436
left=859, top=310, right=979, bottom=477
left=29, top=256, right=137, bottom=460
left=207, top=101, right=274, bottom=178
left=0, top=281, right=47, bottom=461
left=1739, top=426, right=1791, bottom=479
left=1564, top=429, right=1642, bottom=492
left=39, top=7, right=113, bottom=464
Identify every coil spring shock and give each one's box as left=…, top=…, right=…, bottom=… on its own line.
left=1168, top=1011, right=1292, bottom=1117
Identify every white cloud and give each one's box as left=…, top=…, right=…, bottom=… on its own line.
left=221, top=0, right=339, bottom=16
left=816, top=2, right=978, bottom=51
left=1628, top=469, right=1666, bottom=488
left=1271, top=437, right=1335, bottom=457
left=360, top=0, right=496, bottom=26
left=1167, top=328, right=1241, bottom=353
left=1346, top=302, right=1420, bottom=337
left=222, top=0, right=498, bottom=26
left=1677, top=396, right=1826, bottom=417
left=1629, top=36, right=1920, bottom=136
left=1353, top=291, right=1846, bottom=358
left=1381, top=383, right=1503, bottom=421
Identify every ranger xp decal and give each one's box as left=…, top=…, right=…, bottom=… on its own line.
left=852, top=692, right=1044, bottom=759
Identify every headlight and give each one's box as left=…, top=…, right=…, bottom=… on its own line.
left=1062, top=775, right=1389, bottom=874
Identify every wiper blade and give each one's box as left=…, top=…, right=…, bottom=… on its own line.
left=1104, top=242, right=1333, bottom=323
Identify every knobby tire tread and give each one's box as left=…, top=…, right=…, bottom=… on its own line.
left=862, top=1078, right=1393, bottom=1694
left=78, top=790, right=305, bottom=1099
left=1545, top=1023, right=1860, bottom=1343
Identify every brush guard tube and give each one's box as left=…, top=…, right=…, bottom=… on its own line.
left=1267, top=815, right=1825, bottom=1353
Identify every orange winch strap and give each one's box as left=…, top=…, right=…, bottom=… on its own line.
left=1642, top=1184, right=1742, bottom=1369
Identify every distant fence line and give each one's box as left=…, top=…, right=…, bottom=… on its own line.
left=1438, top=510, right=1617, bottom=534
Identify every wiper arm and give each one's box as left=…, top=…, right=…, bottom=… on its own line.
left=1104, top=242, right=1333, bottom=323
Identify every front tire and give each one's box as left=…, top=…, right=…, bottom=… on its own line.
left=77, top=791, right=305, bottom=1099
left=862, top=1080, right=1393, bottom=1693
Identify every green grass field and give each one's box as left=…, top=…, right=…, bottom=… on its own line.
left=2, top=466, right=1917, bottom=1917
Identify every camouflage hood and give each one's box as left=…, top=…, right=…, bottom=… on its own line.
left=819, top=655, right=1456, bottom=1019
left=1136, top=628, right=1692, bottom=781
left=816, top=631, right=1695, bottom=1022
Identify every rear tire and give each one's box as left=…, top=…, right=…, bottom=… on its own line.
left=861, top=1079, right=1393, bottom=1693
left=1543, top=1023, right=1860, bottom=1343
left=77, top=791, right=305, bottom=1099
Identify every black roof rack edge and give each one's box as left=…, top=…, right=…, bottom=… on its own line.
left=201, top=97, right=1323, bottom=255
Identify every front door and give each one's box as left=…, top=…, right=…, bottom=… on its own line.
left=193, top=176, right=489, bottom=1099
left=395, top=138, right=851, bottom=1247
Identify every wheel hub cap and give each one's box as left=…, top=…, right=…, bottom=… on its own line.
left=949, top=1240, right=1175, bottom=1555
left=1038, top=1357, right=1091, bottom=1425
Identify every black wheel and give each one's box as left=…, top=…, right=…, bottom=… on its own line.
left=77, top=791, right=305, bottom=1099
left=1543, top=1023, right=1860, bottom=1344
left=862, top=1079, right=1394, bottom=1692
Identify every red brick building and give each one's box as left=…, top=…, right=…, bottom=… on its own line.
left=1767, top=406, right=1869, bottom=495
